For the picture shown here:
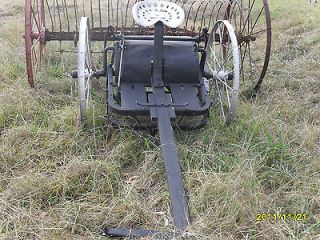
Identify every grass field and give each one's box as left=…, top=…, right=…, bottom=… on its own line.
left=0, top=0, right=320, bottom=239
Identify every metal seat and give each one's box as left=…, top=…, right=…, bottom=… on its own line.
left=132, top=0, right=185, bottom=28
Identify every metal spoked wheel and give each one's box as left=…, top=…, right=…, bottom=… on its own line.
left=205, top=20, right=240, bottom=125
left=78, top=17, right=93, bottom=123
left=24, top=0, right=46, bottom=87
left=226, top=0, right=271, bottom=96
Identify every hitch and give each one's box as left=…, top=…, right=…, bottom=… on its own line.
left=103, top=20, right=190, bottom=239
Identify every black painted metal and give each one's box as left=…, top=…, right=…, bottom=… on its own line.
left=104, top=21, right=193, bottom=238
left=102, top=227, right=173, bottom=238
left=151, top=21, right=190, bottom=230
left=113, top=40, right=200, bottom=84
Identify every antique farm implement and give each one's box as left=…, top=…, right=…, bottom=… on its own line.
left=23, top=0, right=271, bottom=238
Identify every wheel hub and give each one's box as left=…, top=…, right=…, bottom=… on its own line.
left=236, top=32, right=257, bottom=44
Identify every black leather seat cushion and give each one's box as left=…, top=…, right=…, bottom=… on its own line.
left=114, top=40, right=200, bottom=83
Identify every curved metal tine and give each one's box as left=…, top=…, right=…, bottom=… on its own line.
left=110, top=0, right=114, bottom=29
left=192, top=0, right=206, bottom=33
left=98, top=0, right=102, bottom=29
left=185, top=1, right=197, bottom=32
left=52, top=0, right=56, bottom=30
left=81, top=0, right=85, bottom=18
left=248, top=0, right=253, bottom=33
left=215, top=0, right=228, bottom=22
left=229, top=0, right=243, bottom=31
left=74, top=0, right=78, bottom=31
left=241, top=0, right=256, bottom=34
left=115, top=0, right=119, bottom=31
left=45, top=0, right=54, bottom=31
left=54, top=0, right=62, bottom=32
left=199, top=1, right=210, bottom=31
left=124, top=0, right=131, bottom=29
left=90, top=0, right=94, bottom=28
left=118, top=0, right=124, bottom=32
left=118, top=0, right=122, bottom=31
left=198, top=0, right=215, bottom=32
left=35, top=0, right=41, bottom=30
left=206, top=0, right=223, bottom=31
left=63, top=0, right=70, bottom=31
left=31, top=6, right=41, bottom=32
left=61, top=0, right=67, bottom=29
left=107, top=0, right=110, bottom=26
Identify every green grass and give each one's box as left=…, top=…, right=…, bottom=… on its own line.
left=1, top=0, right=320, bottom=239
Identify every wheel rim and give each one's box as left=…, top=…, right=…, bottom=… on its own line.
left=226, top=0, right=271, bottom=95
left=25, top=0, right=46, bottom=87
left=205, top=20, right=240, bottom=125
left=78, top=17, right=93, bottom=123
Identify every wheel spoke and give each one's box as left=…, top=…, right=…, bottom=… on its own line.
left=208, top=44, right=222, bottom=70
left=215, top=79, right=226, bottom=122
left=31, top=6, right=41, bottom=32
left=249, top=6, right=264, bottom=35
left=251, top=28, right=268, bottom=36
left=205, top=20, right=240, bottom=124
left=217, top=47, right=233, bottom=73
left=241, top=0, right=256, bottom=34
left=216, top=75, right=233, bottom=91
left=77, top=17, right=92, bottom=122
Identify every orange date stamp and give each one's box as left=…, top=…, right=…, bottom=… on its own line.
left=256, top=213, right=307, bottom=221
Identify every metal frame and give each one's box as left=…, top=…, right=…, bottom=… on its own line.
left=24, top=0, right=272, bottom=93
left=22, top=0, right=272, bottom=238
left=103, top=21, right=200, bottom=238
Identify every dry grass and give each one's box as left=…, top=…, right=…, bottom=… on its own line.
left=0, top=0, right=320, bottom=239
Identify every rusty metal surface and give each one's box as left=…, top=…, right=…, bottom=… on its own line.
left=41, top=0, right=230, bottom=39
left=45, top=27, right=197, bottom=42
left=225, top=0, right=272, bottom=94
left=24, top=0, right=46, bottom=87
left=24, top=0, right=272, bottom=91
left=254, top=0, right=272, bottom=93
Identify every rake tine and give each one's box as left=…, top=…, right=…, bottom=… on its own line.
left=200, top=1, right=209, bottom=30
left=193, top=0, right=204, bottom=32
left=185, top=0, right=196, bottom=32
left=99, top=0, right=102, bottom=29
left=207, top=1, right=220, bottom=31
left=45, top=0, right=54, bottom=31
left=124, top=0, right=130, bottom=29
left=55, top=0, right=62, bottom=32
left=31, top=6, right=41, bottom=32
left=107, top=0, right=110, bottom=26
left=35, top=0, right=41, bottom=30
left=116, top=0, right=120, bottom=32
left=73, top=0, right=78, bottom=31
left=62, top=0, right=70, bottom=31
left=110, top=0, right=114, bottom=27
left=90, top=0, right=94, bottom=28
